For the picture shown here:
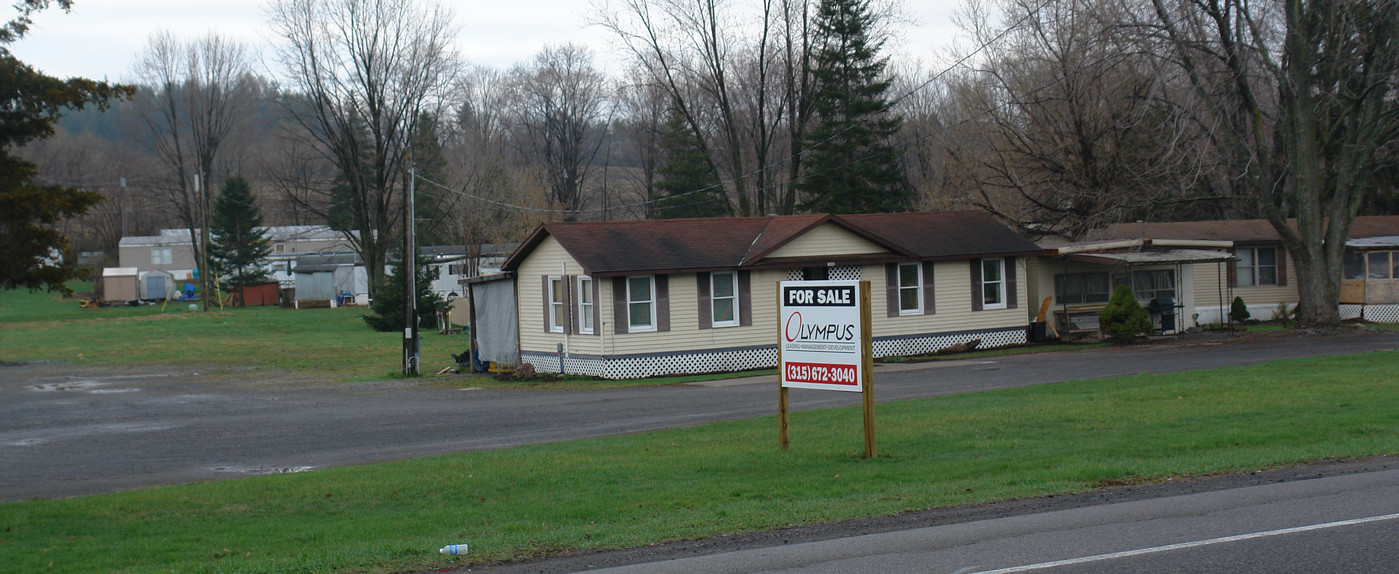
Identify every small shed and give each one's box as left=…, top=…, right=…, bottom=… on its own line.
left=292, top=254, right=367, bottom=307
left=139, top=269, right=176, bottom=300
left=102, top=267, right=139, bottom=303
left=234, top=282, right=281, bottom=307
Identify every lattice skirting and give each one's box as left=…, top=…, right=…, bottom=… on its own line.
left=873, top=327, right=1026, bottom=358
left=521, top=326, right=1027, bottom=379
left=522, top=346, right=779, bottom=380
left=1339, top=304, right=1364, bottom=320
left=1357, top=304, right=1399, bottom=323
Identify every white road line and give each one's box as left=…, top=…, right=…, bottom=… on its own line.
left=971, top=512, right=1399, bottom=574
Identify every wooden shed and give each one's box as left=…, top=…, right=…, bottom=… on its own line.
left=101, top=267, right=139, bottom=303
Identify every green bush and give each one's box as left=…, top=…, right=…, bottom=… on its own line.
left=1230, top=296, right=1251, bottom=322
left=1099, top=284, right=1151, bottom=342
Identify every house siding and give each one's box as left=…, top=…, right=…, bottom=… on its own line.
left=1192, top=249, right=1298, bottom=323
left=765, top=223, right=889, bottom=259
left=519, top=257, right=1029, bottom=379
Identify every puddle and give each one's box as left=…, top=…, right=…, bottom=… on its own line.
left=210, top=465, right=315, bottom=475
left=27, top=380, right=141, bottom=394
left=28, top=380, right=106, bottom=392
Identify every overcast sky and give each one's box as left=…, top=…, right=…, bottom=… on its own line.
left=10, top=0, right=961, bottom=82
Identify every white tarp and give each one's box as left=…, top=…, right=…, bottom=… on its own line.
left=471, top=277, right=519, bottom=367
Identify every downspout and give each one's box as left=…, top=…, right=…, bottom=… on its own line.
left=561, top=262, right=569, bottom=375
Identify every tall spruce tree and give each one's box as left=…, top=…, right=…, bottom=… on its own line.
left=208, top=175, right=272, bottom=290
left=797, top=0, right=912, bottom=214
left=655, top=107, right=729, bottom=219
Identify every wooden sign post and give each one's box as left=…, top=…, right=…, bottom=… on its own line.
left=777, top=280, right=875, bottom=458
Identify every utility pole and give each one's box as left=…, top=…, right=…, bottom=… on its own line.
left=119, top=176, right=128, bottom=238
left=403, top=165, right=420, bottom=376
left=197, top=174, right=212, bottom=312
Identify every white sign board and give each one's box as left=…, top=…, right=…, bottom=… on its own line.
left=779, top=280, right=866, bottom=392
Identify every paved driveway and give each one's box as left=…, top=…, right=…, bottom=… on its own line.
left=2, top=330, right=1396, bottom=501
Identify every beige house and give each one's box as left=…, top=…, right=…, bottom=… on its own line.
left=497, top=212, right=1042, bottom=379
left=1083, top=216, right=1399, bottom=326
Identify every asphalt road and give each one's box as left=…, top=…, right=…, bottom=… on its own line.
left=557, top=464, right=1399, bottom=574
left=2, top=329, right=1397, bottom=502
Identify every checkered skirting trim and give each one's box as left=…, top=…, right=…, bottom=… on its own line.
left=520, top=325, right=1029, bottom=380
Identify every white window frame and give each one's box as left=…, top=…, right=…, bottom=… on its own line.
left=982, top=258, right=1007, bottom=310
left=152, top=247, right=172, bottom=265
left=897, top=262, right=923, bottom=315
left=577, top=275, right=594, bottom=334
left=710, top=271, right=739, bottom=327
left=627, top=275, right=657, bottom=333
left=547, top=276, right=565, bottom=333
left=1237, top=247, right=1278, bottom=286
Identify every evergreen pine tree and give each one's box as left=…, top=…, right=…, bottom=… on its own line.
left=363, top=253, right=444, bottom=332
left=797, top=0, right=912, bottom=214
left=208, top=176, right=271, bottom=291
left=408, top=112, right=454, bottom=244
left=654, top=107, right=729, bottom=218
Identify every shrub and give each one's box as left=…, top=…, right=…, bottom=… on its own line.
left=1230, top=296, right=1251, bottom=323
left=1099, top=284, right=1151, bottom=342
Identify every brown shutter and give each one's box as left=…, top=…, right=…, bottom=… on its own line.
left=591, top=278, right=601, bottom=335
left=922, top=262, right=936, bottom=315
left=738, top=271, right=752, bottom=327
left=696, top=272, right=712, bottom=329
left=612, top=276, right=628, bottom=334
left=656, top=275, right=670, bottom=332
left=541, top=275, right=551, bottom=333
left=1007, top=257, right=1018, bottom=309
left=885, top=263, right=899, bottom=317
left=1276, top=247, right=1288, bottom=286
left=971, top=259, right=983, bottom=311
left=566, top=275, right=577, bottom=334
left=1229, top=248, right=1240, bottom=288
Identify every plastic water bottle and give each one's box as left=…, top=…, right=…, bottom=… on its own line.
left=439, top=544, right=468, bottom=556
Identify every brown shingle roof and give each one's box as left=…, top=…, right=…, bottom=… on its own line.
left=502, top=212, right=1044, bottom=275
left=1096, top=216, right=1399, bottom=243
left=842, top=211, right=1043, bottom=260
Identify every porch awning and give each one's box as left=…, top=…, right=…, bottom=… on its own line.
left=1346, top=236, right=1399, bottom=249
left=1065, top=249, right=1236, bottom=266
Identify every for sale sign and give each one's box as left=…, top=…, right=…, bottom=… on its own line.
left=779, top=281, right=867, bottom=392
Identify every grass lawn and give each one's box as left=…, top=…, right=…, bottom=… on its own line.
left=0, top=283, right=470, bottom=382
left=1, top=351, right=1396, bottom=573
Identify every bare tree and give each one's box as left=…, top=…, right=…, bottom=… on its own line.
left=594, top=0, right=784, bottom=216
left=613, top=77, right=670, bottom=218
left=1140, top=0, right=1399, bottom=327
left=438, top=64, right=548, bottom=274
left=133, top=30, right=256, bottom=309
left=935, top=0, right=1200, bottom=238
left=503, top=44, right=610, bottom=219
left=267, top=0, right=459, bottom=296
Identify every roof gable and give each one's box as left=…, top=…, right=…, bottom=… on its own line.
left=762, top=222, right=892, bottom=260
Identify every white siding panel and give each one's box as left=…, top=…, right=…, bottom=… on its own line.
left=766, top=223, right=889, bottom=259
left=870, top=260, right=1028, bottom=337
left=516, top=238, right=604, bottom=357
